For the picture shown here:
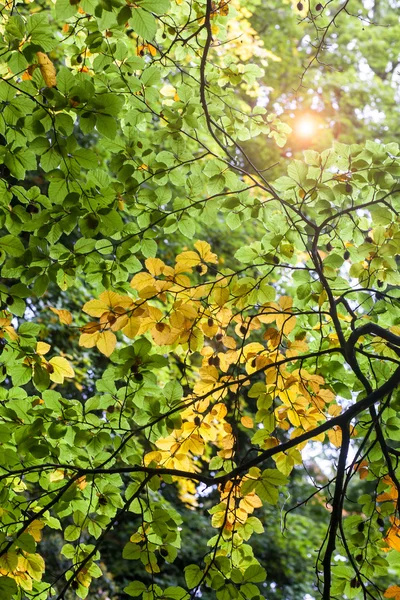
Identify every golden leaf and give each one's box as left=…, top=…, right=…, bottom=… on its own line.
left=26, top=520, right=45, bottom=542
left=175, top=250, right=200, bottom=272
left=49, top=307, right=73, bottom=325
left=241, top=416, right=254, bottom=429
left=49, top=469, right=65, bottom=483
left=239, top=492, right=262, bottom=513
left=145, top=257, right=165, bottom=276
left=36, top=52, right=57, bottom=88
left=212, top=286, right=229, bottom=307
left=96, top=330, right=117, bottom=356
left=122, top=316, right=141, bottom=339
left=130, top=272, right=158, bottom=297
left=384, top=586, right=400, bottom=600
left=327, top=426, right=342, bottom=448
left=48, top=357, right=75, bottom=383
left=36, top=341, right=50, bottom=355
left=79, top=330, right=100, bottom=348
left=0, top=551, right=18, bottom=573
left=194, top=240, right=218, bottom=263
left=83, top=290, right=132, bottom=317
left=25, top=553, right=45, bottom=580
left=144, top=451, right=162, bottom=466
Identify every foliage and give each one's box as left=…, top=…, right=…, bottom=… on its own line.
left=1, top=0, right=400, bottom=599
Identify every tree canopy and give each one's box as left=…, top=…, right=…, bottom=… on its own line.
left=1, top=0, right=400, bottom=599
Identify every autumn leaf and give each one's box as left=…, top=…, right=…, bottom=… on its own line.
left=48, top=357, right=75, bottom=384
left=36, top=341, right=50, bottom=355
left=241, top=416, right=254, bottom=428
left=83, top=290, right=132, bottom=317
left=194, top=240, right=218, bottom=263
left=96, top=330, right=117, bottom=356
left=0, top=551, right=18, bottom=573
left=25, top=520, right=45, bottom=542
left=50, top=307, right=73, bottom=325
left=384, top=586, right=400, bottom=599
left=36, top=52, right=57, bottom=87
left=327, top=426, right=342, bottom=448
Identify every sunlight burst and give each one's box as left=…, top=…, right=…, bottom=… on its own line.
left=294, top=115, right=318, bottom=138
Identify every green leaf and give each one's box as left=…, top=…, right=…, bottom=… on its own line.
left=0, top=235, right=24, bottom=257
left=11, top=364, right=32, bottom=387
left=33, top=366, right=50, bottom=392
left=178, top=216, right=196, bottom=238
left=243, top=564, right=267, bottom=583
left=0, top=576, right=18, bottom=599
left=184, top=564, right=203, bottom=589
left=125, top=581, right=147, bottom=597
left=123, top=542, right=141, bottom=560
left=129, top=8, right=157, bottom=40
left=141, top=238, right=157, bottom=258
left=255, top=480, right=279, bottom=504
left=96, top=114, right=117, bottom=139
left=163, top=381, right=183, bottom=404
left=262, top=469, right=288, bottom=486
left=163, top=587, right=189, bottom=600
left=234, top=246, right=258, bottom=264
left=136, top=0, right=170, bottom=14
left=287, top=159, right=308, bottom=184
left=14, top=533, right=36, bottom=554
left=55, top=0, right=78, bottom=20
left=73, top=149, right=99, bottom=170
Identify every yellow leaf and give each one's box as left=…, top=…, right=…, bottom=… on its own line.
left=239, top=492, right=262, bottom=513
left=79, top=330, right=99, bottom=348
left=188, top=327, right=204, bottom=352
left=182, top=434, right=205, bottom=455
left=328, top=404, right=341, bottom=417
left=48, top=357, right=75, bottom=384
left=144, top=451, right=162, bottom=466
left=36, top=52, right=57, bottom=87
left=287, top=409, right=301, bottom=427
left=145, top=257, right=165, bottom=276
left=0, top=551, right=18, bottom=573
left=212, top=286, right=229, bottom=307
left=328, top=426, right=342, bottom=448
left=176, top=302, right=198, bottom=320
left=13, top=568, right=33, bottom=590
left=122, top=316, right=141, bottom=339
left=279, top=295, right=293, bottom=311
left=130, top=273, right=158, bottom=297
left=75, top=475, right=87, bottom=490
left=241, top=416, right=254, bottom=428
left=77, top=568, right=92, bottom=588
left=25, top=553, right=45, bottom=579
left=384, top=585, right=400, bottom=599
left=96, top=330, right=117, bottom=356
left=83, top=290, right=132, bottom=317
left=49, top=307, right=72, bottom=325
left=175, top=250, right=200, bottom=272
left=36, top=342, right=50, bottom=355
left=49, top=469, right=65, bottom=483
left=274, top=452, right=295, bottom=476
left=160, top=83, right=177, bottom=97
left=25, top=520, right=45, bottom=542
left=385, top=529, right=400, bottom=552
left=194, top=240, right=218, bottom=263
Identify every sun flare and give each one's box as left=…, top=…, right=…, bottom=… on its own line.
left=295, top=115, right=318, bottom=138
